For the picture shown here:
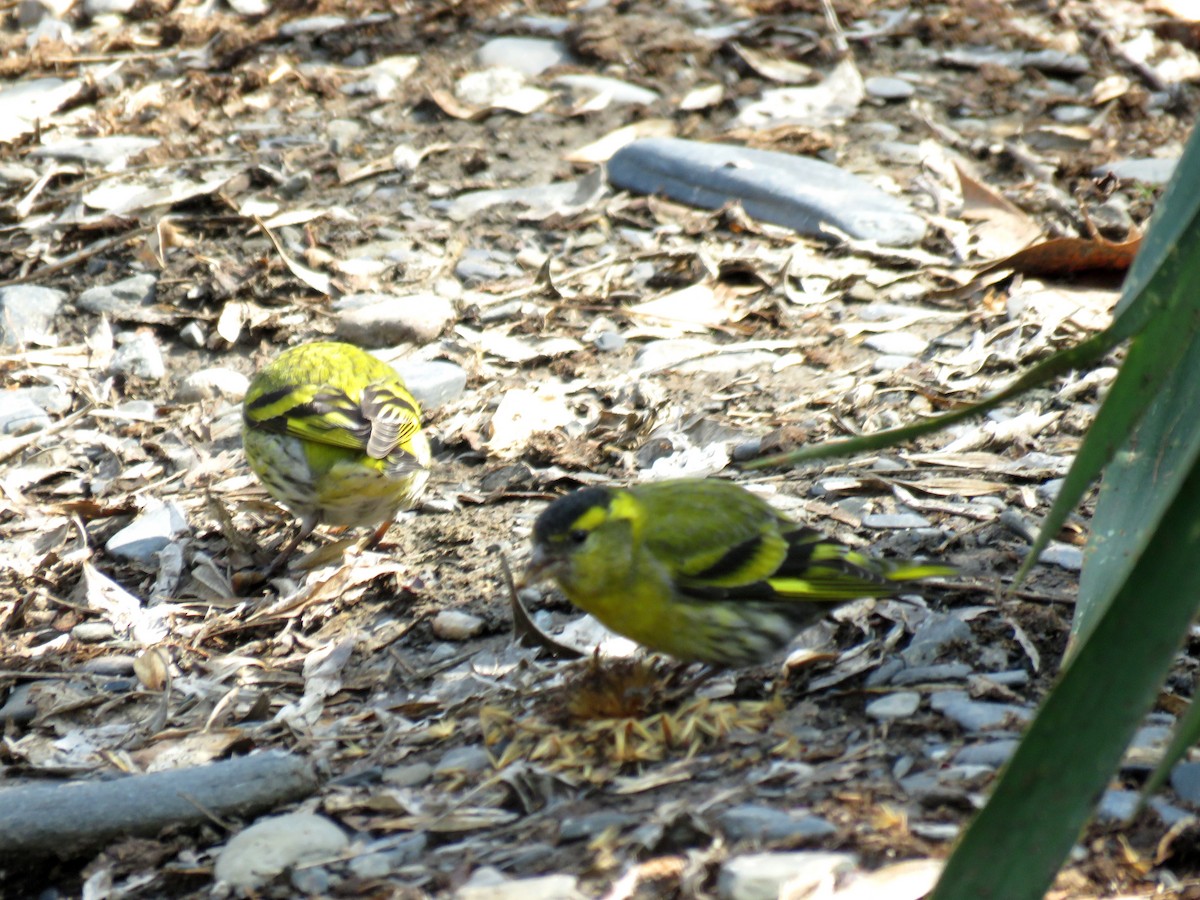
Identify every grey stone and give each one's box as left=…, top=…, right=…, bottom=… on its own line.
left=432, top=609, right=484, bottom=640
left=455, top=250, right=520, bottom=284
left=476, top=37, right=572, bottom=76
left=872, top=354, right=917, bottom=372
left=72, top=622, right=117, bottom=643
left=1170, top=761, right=1200, bottom=806
left=717, top=804, right=836, bottom=843
left=1094, top=157, right=1178, bottom=185
left=1038, top=543, right=1083, bottom=571
left=214, top=813, right=349, bottom=891
left=0, top=682, right=38, bottom=724
left=347, top=851, right=394, bottom=880
left=554, top=74, right=658, bottom=106
left=1130, top=724, right=1172, bottom=750
left=865, top=691, right=920, bottom=720
left=954, top=739, right=1019, bottom=768
left=333, top=293, right=455, bottom=347
left=886, top=663, right=974, bottom=686
left=864, top=76, right=915, bottom=100
left=930, top=691, right=1032, bottom=733
left=863, top=332, right=928, bottom=356
left=434, top=746, right=491, bottom=776
left=180, top=321, right=206, bottom=348
left=0, top=390, right=51, bottom=435
left=902, top=615, right=973, bottom=666
left=110, top=331, right=165, bottom=380
left=77, top=273, right=157, bottom=315
left=608, top=138, right=926, bottom=246
left=1051, top=104, right=1093, bottom=124
left=874, top=140, right=923, bottom=165
left=862, top=512, right=930, bottom=529
left=909, top=821, right=960, bottom=842
left=395, top=360, right=468, bottom=409
left=1096, top=789, right=1139, bottom=824
left=0, top=285, right=65, bottom=346
left=717, top=851, right=856, bottom=900
left=592, top=330, right=626, bottom=352
left=456, top=872, right=583, bottom=900
left=83, top=0, right=136, bottom=15
left=1148, top=796, right=1192, bottom=827
left=327, top=118, right=363, bottom=152
left=290, top=866, right=332, bottom=894
left=382, top=762, right=432, bottom=787
left=559, top=811, right=635, bottom=841
left=105, top=501, right=189, bottom=564
left=178, top=367, right=249, bottom=403
left=980, top=670, right=1030, bottom=687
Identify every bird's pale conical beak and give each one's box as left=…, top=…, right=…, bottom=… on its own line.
left=519, top=543, right=555, bottom=588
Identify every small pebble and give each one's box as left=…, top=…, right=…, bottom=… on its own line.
left=864, top=76, right=915, bottom=100
left=105, top=501, right=189, bottom=565
left=885, top=663, right=974, bottom=686
left=434, top=746, right=491, bottom=776
left=395, top=360, right=468, bottom=409
left=476, top=37, right=573, bottom=75
left=431, top=609, right=484, bottom=641
left=72, top=622, right=116, bottom=643
left=872, top=354, right=917, bottom=372
left=1037, top=543, right=1083, bottom=571
left=862, top=512, right=930, bottom=529
left=717, top=851, right=856, bottom=900
left=0, top=285, right=66, bottom=346
left=334, top=293, right=456, bottom=347
left=178, top=367, right=249, bottom=403
left=1170, top=761, right=1200, bottom=806
left=930, top=691, right=1032, bottom=733
left=863, top=332, right=929, bottom=356
left=954, top=739, right=1019, bottom=768
left=110, top=331, right=165, bottom=380
left=457, top=872, right=583, bottom=900
left=382, top=762, right=432, bottom=787
left=77, top=273, right=157, bottom=315
left=865, top=691, right=921, bottom=720
left=1096, top=790, right=1139, bottom=824
left=717, top=804, right=836, bottom=843
left=559, top=812, right=635, bottom=842
left=347, top=851, right=394, bottom=880
left=214, top=813, right=348, bottom=891
left=902, top=615, right=974, bottom=666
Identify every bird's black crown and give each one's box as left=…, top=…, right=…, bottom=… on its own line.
left=533, top=486, right=614, bottom=542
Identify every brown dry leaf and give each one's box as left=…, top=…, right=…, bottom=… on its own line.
left=730, top=42, right=815, bottom=84
left=955, top=161, right=1042, bottom=259
left=564, top=118, right=676, bottom=164
left=133, top=647, right=170, bottom=691
left=129, top=728, right=251, bottom=772
left=980, top=234, right=1141, bottom=278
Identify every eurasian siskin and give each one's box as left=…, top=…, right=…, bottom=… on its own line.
left=242, top=341, right=431, bottom=571
left=524, top=478, right=951, bottom=667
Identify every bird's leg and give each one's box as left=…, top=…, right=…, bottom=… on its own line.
left=261, top=516, right=317, bottom=578
left=362, top=520, right=392, bottom=551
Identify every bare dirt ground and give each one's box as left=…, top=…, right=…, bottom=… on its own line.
left=1, top=0, right=1195, bottom=896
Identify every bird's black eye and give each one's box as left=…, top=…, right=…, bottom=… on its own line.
left=569, top=529, right=589, bottom=544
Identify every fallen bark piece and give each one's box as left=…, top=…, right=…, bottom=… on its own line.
left=0, top=751, right=319, bottom=860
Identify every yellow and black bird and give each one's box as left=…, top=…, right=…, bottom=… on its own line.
left=525, top=478, right=950, bottom=667
left=242, top=341, right=431, bottom=574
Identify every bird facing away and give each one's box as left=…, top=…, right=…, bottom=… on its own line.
left=242, top=341, right=431, bottom=573
left=525, top=478, right=952, bottom=667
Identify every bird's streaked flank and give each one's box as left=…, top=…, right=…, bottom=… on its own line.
left=525, top=478, right=951, bottom=666
left=242, top=341, right=431, bottom=575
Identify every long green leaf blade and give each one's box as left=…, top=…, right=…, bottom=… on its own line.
left=930, top=456, right=1200, bottom=900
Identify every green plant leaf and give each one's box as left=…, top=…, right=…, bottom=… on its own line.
left=930, top=454, right=1200, bottom=900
